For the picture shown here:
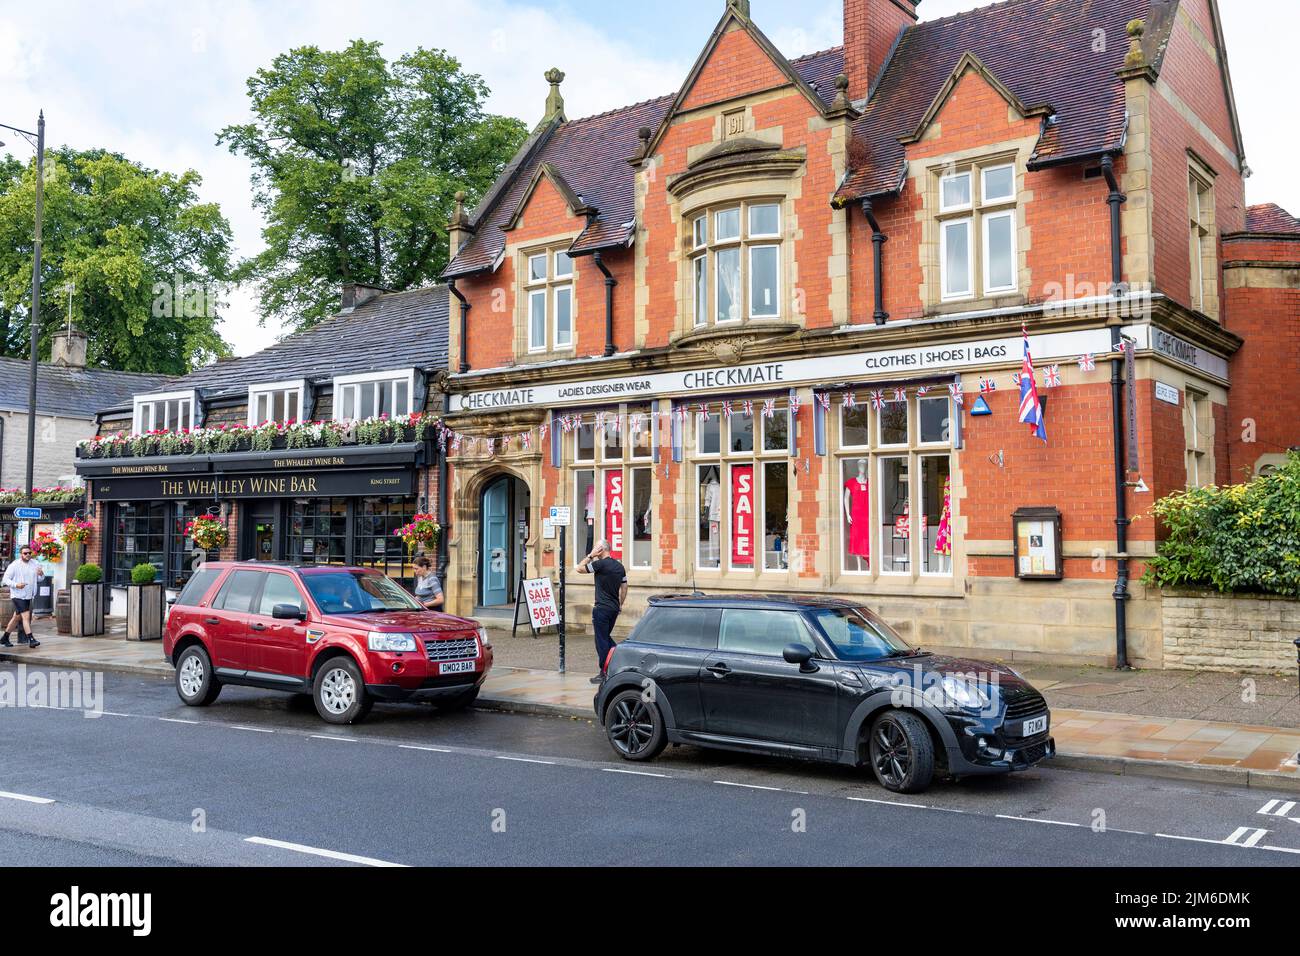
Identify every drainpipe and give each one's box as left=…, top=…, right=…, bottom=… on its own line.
left=860, top=199, right=889, bottom=325
left=1102, top=154, right=1131, bottom=670
left=593, top=251, right=617, bottom=357
left=448, top=279, right=470, bottom=374
left=437, top=427, right=450, bottom=583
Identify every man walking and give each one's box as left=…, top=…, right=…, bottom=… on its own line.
left=575, top=538, right=626, bottom=684
left=1, top=545, right=43, bottom=648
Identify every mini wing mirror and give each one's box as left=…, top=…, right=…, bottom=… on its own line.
left=272, top=603, right=306, bottom=621
left=783, top=643, right=817, bottom=670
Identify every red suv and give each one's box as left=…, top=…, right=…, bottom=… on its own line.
left=163, top=562, right=492, bottom=724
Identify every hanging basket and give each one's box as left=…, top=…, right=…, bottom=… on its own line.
left=186, top=515, right=228, bottom=552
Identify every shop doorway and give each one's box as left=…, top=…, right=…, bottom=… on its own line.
left=243, top=503, right=279, bottom=562
left=478, top=475, right=530, bottom=608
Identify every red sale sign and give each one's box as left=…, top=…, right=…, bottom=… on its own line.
left=731, top=464, right=754, bottom=566
left=605, top=470, right=624, bottom=560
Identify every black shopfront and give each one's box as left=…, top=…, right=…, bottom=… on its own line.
left=80, top=444, right=431, bottom=590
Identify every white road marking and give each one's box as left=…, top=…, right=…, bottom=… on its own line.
left=848, top=796, right=928, bottom=809
left=996, top=814, right=1083, bottom=828
left=1224, top=826, right=1269, bottom=847
left=309, top=735, right=356, bottom=743
left=602, top=768, right=671, bottom=778
left=230, top=725, right=274, bottom=734
left=1155, top=833, right=1232, bottom=845
left=0, top=790, right=55, bottom=805
left=158, top=717, right=199, bottom=725
left=1257, top=799, right=1296, bottom=817
left=496, top=756, right=556, bottom=765
left=1259, top=844, right=1300, bottom=855
left=399, top=744, right=451, bottom=753
left=714, top=780, right=808, bottom=794
left=99, top=711, right=134, bottom=718
left=244, top=836, right=407, bottom=868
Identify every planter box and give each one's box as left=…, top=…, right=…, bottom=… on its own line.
left=70, top=582, right=105, bottom=637
left=126, top=583, right=165, bottom=641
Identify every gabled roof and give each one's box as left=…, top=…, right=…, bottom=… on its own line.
left=120, top=284, right=450, bottom=407
left=835, top=0, right=1155, bottom=203
left=899, top=51, right=1052, bottom=146
left=441, top=39, right=843, bottom=279
left=1241, top=203, right=1300, bottom=236
left=0, top=359, right=167, bottom=419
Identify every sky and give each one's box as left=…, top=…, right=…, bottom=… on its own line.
left=1, top=0, right=1296, bottom=357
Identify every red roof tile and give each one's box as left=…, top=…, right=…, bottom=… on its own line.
left=1243, top=203, right=1300, bottom=235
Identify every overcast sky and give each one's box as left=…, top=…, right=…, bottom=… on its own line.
left=2, top=0, right=1295, bottom=357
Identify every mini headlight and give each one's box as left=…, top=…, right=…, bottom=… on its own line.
left=941, top=674, right=990, bottom=710
left=368, top=632, right=417, bottom=653
left=476, top=625, right=492, bottom=650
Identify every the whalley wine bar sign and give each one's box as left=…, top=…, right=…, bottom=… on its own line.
left=92, top=468, right=415, bottom=501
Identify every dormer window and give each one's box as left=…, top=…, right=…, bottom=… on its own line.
left=248, top=379, right=307, bottom=426
left=133, top=390, right=197, bottom=433
left=937, top=161, right=1017, bottom=302
left=333, top=369, right=416, bottom=421
left=690, top=201, right=783, bottom=328
left=525, top=247, right=574, bottom=353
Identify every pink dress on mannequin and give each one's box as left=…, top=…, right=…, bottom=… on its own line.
left=844, top=477, right=871, bottom=559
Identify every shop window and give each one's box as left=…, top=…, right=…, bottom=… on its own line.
left=691, top=405, right=789, bottom=576
left=525, top=247, right=575, bottom=352
left=112, top=502, right=167, bottom=586
left=1185, top=388, right=1213, bottom=488
left=689, top=201, right=783, bottom=328
left=334, top=369, right=415, bottom=421
left=288, top=498, right=348, bottom=565
left=568, top=405, right=657, bottom=569
left=836, top=392, right=954, bottom=579
left=170, top=504, right=221, bottom=588
left=133, top=391, right=196, bottom=433
left=249, top=380, right=306, bottom=426
left=630, top=467, right=653, bottom=570
left=937, top=161, right=1017, bottom=303
left=355, top=496, right=419, bottom=584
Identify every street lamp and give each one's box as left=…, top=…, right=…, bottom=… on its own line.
left=0, top=112, right=45, bottom=518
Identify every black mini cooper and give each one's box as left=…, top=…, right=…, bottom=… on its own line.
left=593, top=594, right=1055, bottom=793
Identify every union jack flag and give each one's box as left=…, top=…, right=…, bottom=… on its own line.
left=869, top=389, right=885, bottom=410
left=629, top=414, right=643, bottom=437
left=1018, top=328, right=1048, bottom=443
left=816, top=393, right=831, bottom=411
left=521, top=432, right=531, bottom=450
left=843, top=392, right=857, bottom=410
left=538, top=422, right=549, bottom=442
left=675, top=404, right=690, bottom=423
left=916, top=386, right=929, bottom=398
left=722, top=401, right=733, bottom=420
left=1044, top=364, right=1061, bottom=389
left=1078, top=353, right=1096, bottom=372
left=949, top=382, right=964, bottom=407
left=892, top=388, right=906, bottom=403
left=742, top=399, right=754, bottom=418
left=789, top=395, right=801, bottom=416
left=487, top=437, right=497, bottom=455
left=761, top=399, right=776, bottom=420
left=980, top=377, right=997, bottom=395
left=699, top=403, right=711, bottom=421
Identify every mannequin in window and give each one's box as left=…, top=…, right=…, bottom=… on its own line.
left=843, top=458, right=871, bottom=570
left=702, top=470, right=721, bottom=564
left=584, top=481, right=595, bottom=555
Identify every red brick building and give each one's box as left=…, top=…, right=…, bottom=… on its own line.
left=439, top=0, right=1300, bottom=667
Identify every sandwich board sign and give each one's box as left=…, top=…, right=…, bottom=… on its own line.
left=523, top=577, right=560, bottom=631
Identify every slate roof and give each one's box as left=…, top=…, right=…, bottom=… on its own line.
left=1242, top=203, right=1300, bottom=235
left=443, top=48, right=847, bottom=279
left=835, top=0, right=1156, bottom=201
left=0, top=358, right=166, bottom=419
left=117, top=284, right=449, bottom=407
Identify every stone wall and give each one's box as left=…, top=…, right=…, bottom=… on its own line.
left=1162, top=591, right=1300, bottom=673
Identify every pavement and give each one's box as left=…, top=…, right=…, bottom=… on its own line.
left=4, top=667, right=1300, bottom=866
left=6, top=616, right=1299, bottom=793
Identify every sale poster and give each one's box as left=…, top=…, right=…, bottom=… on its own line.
left=731, top=464, right=754, bottom=566
left=604, top=470, right=624, bottom=560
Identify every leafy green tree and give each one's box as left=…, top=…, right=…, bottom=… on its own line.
left=220, top=40, right=527, bottom=330
left=0, top=148, right=233, bottom=374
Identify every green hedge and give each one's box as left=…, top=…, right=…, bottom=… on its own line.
left=1143, top=451, right=1300, bottom=596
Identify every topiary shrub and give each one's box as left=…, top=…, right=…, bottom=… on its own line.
left=1144, top=451, right=1300, bottom=597
left=74, top=563, right=104, bottom=584
left=130, top=562, right=159, bottom=585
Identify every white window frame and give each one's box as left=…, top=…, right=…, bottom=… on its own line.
left=247, top=379, right=307, bottom=427
left=940, top=217, right=974, bottom=301
left=748, top=244, right=781, bottom=319
left=528, top=288, right=548, bottom=353
left=524, top=247, right=574, bottom=353
left=332, top=368, right=416, bottom=421
left=133, top=390, right=198, bottom=433
left=981, top=209, right=1017, bottom=295
left=553, top=284, right=573, bottom=349
left=917, top=395, right=954, bottom=447
left=980, top=163, right=1016, bottom=204
left=939, top=170, right=973, bottom=213
left=877, top=455, right=912, bottom=577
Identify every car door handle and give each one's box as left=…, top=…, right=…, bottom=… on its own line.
left=251, top=623, right=266, bottom=632
left=705, top=662, right=732, bottom=678
left=203, top=618, right=220, bottom=625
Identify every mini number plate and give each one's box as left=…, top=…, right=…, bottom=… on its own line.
left=439, top=660, right=476, bottom=675
left=1020, top=715, right=1049, bottom=737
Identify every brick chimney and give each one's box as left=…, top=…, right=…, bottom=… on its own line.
left=844, top=0, right=920, bottom=104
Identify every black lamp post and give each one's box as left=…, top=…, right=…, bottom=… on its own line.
left=0, top=112, right=45, bottom=519
left=1293, top=637, right=1300, bottom=697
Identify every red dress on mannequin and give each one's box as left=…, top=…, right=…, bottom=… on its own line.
left=844, top=477, right=871, bottom=559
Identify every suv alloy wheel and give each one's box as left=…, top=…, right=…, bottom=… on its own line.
left=175, top=645, right=222, bottom=707
left=312, top=657, right=373, bottom=725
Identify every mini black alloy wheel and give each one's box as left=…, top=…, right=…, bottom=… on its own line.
left=605, top=689, right=666, bottom=761
left=868, top=711, right=935, bottom=794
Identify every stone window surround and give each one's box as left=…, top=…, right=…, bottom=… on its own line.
left=524, top=244, right=576, bottom=355
left=1187, top=150, right=1219, bottom=320
left=686, top=197, right=785, bottom=329
left=514, top=236, right=581, bottom=363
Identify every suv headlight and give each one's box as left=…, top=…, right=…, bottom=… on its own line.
left=368, top=632, right=417, bottom=653
left=940, top=674, right=990, bottom=710
left=476, top=625, right=491, bottom=650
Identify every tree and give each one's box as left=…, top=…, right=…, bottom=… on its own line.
left=220, top=40, right=527, bottom=330
left=0, top=148, right=233, bottom=374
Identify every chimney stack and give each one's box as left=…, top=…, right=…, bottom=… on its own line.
left=51, top=327, right=88, bottom=369
left=341, top=282, right=385, bottom=312
left=843, top=0, right=920, bottom=105
left=446, top=190, right=474, bottom=257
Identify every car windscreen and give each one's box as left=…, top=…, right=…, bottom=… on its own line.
left=806, top=606, right=915, bottom=662
left=303, top=571, right=422, bottom=614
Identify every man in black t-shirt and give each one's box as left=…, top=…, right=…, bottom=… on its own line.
left=576, top=539, right=627, bottom=684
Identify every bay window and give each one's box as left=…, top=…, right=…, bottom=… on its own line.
left=937, top=161, right=1017, bottom=302
left=690, top=201, right=783, bottom=327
